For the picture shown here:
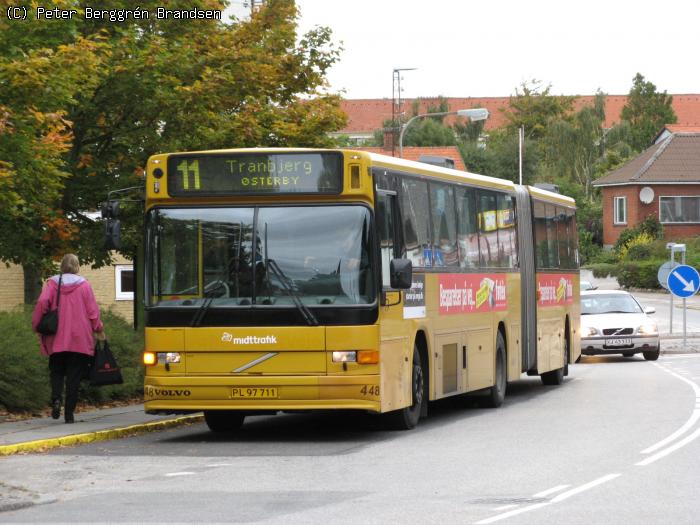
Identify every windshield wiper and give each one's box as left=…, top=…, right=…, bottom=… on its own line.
left=190, top=281, right=227, bottom=327
left=266, top=258, right=318, bottom=326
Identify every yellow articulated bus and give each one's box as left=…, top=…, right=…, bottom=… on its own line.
left=139, top=148, right=580, bottom=431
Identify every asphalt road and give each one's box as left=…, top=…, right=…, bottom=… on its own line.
left=3, top=354, right=700, bottom=524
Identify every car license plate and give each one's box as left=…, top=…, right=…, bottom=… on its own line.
left=231, top=387, right=278, bottom=399
left=605, top=338, right=632, bottom=347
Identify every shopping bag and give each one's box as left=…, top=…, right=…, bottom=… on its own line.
left=90, top=340, right=123, bottom=386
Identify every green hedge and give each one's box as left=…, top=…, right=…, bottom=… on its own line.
left=616, top=260, right=664, bottom=290
left=587, top=263, right=619, bottom=278
left=0, top=308, right=144, bottom=413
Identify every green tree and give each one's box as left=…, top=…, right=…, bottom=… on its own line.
left=501, top=80, right=577, bottom=140
left=0, top=0, right=346, bottom=302
left=620, top=73, right=677, bottom=151
left=542, top=92, right=606, bottom=199
left=402, top=98, right=456, bottom=147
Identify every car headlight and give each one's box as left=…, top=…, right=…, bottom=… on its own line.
left=581, top=326, right=597, bottom=337
left=638, top=322, right=658, bottom=335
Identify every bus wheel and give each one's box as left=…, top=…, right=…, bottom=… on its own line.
left=385, top=346, right=425, bottom=430
left=483, top=332, right=506, bottom=408
left=204, top=410, right=245, bottom=433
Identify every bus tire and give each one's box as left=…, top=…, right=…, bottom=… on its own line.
left=204, top=410, right=245, bottom=433
left=483, top=332, right=506, bottom=408
left=385, top=345, right=425, bottom=430
left=541, top=348, right=565, bottom=385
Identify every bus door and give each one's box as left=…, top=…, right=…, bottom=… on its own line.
left=376, top=185, right=414, bottom=412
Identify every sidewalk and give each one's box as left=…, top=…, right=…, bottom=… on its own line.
left=0, top=404, right=202, bottom=456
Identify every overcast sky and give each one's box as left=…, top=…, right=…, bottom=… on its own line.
left=226, top=0, right=700, bottom=99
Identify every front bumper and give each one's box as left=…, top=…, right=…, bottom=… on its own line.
left=144, top=374, right=381, bottom=414
left=581, top=335, right=660, bottom=355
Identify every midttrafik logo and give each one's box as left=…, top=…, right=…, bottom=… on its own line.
left=221, top=332, right=277, bottom=344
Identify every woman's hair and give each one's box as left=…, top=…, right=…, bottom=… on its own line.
left=60, top=253, right=80, bottom=274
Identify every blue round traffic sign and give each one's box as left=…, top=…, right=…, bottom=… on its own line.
left=666, top=264, right=700, bottom=298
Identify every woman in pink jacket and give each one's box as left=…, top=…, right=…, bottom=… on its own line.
left=32, top=254, right=106, bottom=423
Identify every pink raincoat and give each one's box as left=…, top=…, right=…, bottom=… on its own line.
left=32, top=274, right=104, bottom=357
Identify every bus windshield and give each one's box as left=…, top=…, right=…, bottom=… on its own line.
left=147, top=205, right=374, bottom=307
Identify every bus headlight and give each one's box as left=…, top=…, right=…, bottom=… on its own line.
left=332, top=351, right=357, bottom=363
left=143, top=352, right=181, bottom=365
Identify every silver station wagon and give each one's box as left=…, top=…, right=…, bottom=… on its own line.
left=580, top=290, right=660, bottom=360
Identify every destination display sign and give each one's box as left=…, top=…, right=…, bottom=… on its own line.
left=166, top=152, right=343, bottom=196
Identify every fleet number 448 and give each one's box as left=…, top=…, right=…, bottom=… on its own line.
left=360, top=385, right=379, bottom=396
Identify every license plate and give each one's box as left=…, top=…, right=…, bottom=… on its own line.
left=231, top=387, right=278, bottom=399
left=605, top=338, right=632, bottom=347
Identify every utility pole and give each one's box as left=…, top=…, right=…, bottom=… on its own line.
left=246, top=0, right=264, bottom=16
left=392, top=68, right=416, bottom=157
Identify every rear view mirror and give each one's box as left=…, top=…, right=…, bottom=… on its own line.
left=644, top=306, right=656, bottom=315
left=390, top=258, right=412, bottom=290
left=101, top=200, right=121, bottom=219
left=105, top=219, right=121, bottom=250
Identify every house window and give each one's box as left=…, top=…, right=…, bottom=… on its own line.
left=115, top=265, right=134, bottom=300
left=613, top=196, right=627, bottom=225
left=660, top=196, right=700, bottom=223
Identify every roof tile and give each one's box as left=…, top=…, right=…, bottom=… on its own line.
left=593, top=133, right=700, bottom=185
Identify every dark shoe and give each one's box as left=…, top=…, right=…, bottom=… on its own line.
left=51, top=398, right=61, bottom=420
left=65, top=413, right=74, bottom=424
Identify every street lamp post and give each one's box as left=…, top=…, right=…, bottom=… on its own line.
left=398, top=108, right=490, bottom=158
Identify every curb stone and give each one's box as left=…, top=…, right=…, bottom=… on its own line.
left=0, top=414, right=203, bottom=457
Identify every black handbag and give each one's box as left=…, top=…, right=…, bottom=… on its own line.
left=89, top=340, right=124, bottom=386
left=36, top=274, right=62, bottom=336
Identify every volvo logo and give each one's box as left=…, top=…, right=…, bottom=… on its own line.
left=145, top=386, right=191, bottom=397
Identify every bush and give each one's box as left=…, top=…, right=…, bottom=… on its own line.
left=587, top=263, right=618, bottom=278
left=625, top=243, right=653, bottom=261
left=616, top=260, right=664, bottom=290
left=619, top=232, right=655, bottom=261
left=0, top=307, right=143, bottom=413
left=614, top=215, right=663, bottom=255
left=590, top=249, right=618, bottom=265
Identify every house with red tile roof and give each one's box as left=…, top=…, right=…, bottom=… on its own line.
left=593, top=132, right=700, bottom=247
left=654, top=125, right=700, bottom=144
left=336, top=95, right=700, bottom=143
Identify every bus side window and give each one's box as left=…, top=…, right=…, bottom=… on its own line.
left=400, top=178, right=431, bottom=268
left=429, top=183, right=458, bottom=268
left=456, top=187, right=479, bottom=268
left=555, top=206, right=569, bottom=269
left=377, top=192, right=397, bottom=288
left=478, top=190, right=498, bottom=267
left=497, top=193, right=518, bottom=268
left=545, top=203, right=559, bottom=268
left=533, top=200, right=547, bottom=269
left=567, top=207, right=579, bottom=268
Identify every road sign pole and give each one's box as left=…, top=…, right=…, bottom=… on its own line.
left=682, top=252, right=686, bottom=350
left=683, top=297, right=687, bottom=351
left=670, top=251, right=674, bottom=334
